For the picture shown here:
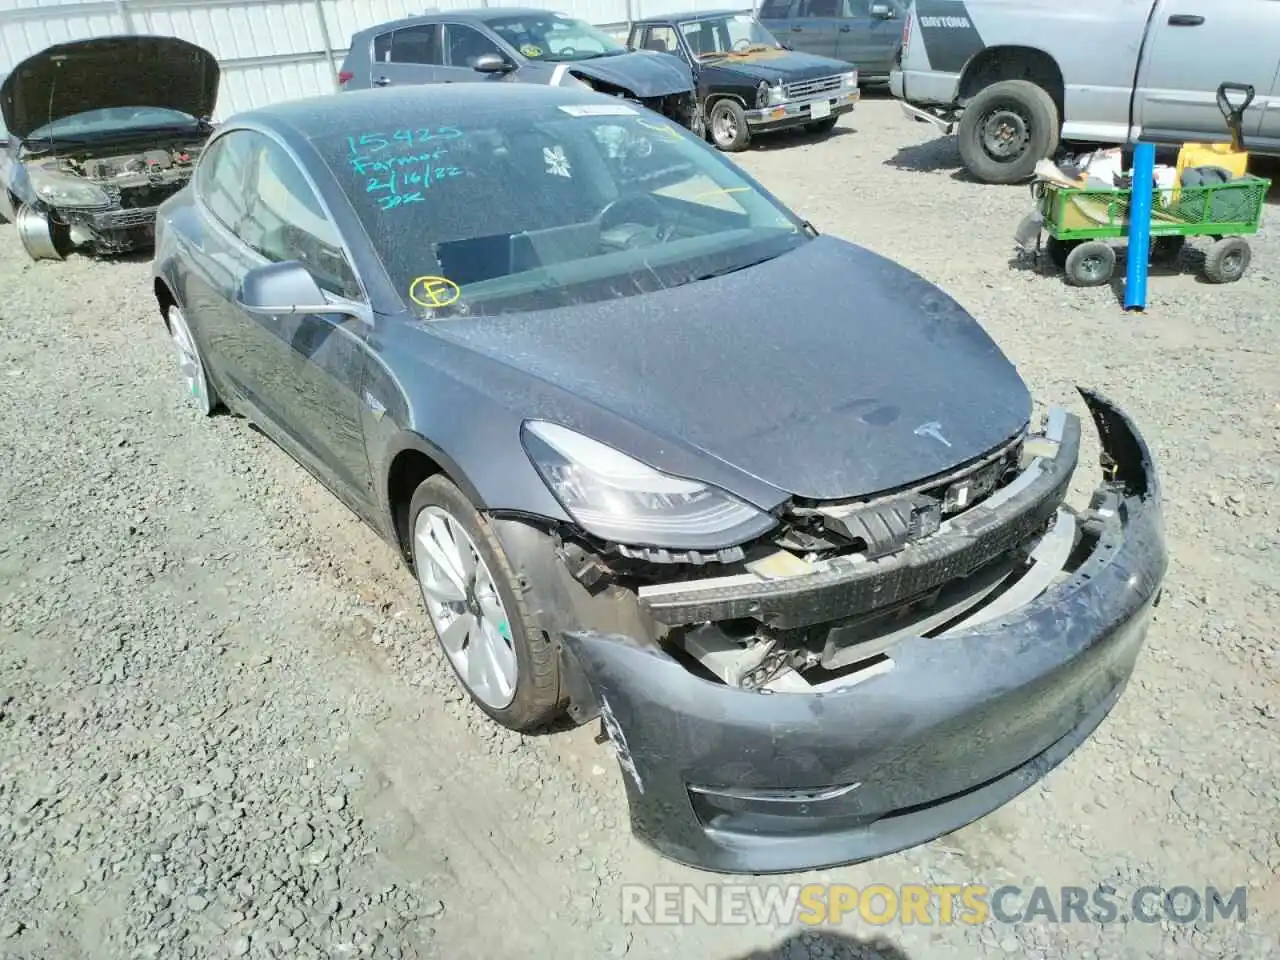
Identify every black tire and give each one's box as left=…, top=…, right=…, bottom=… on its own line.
left=408, top=475, right=562, bottom=732
left=957, top=80, right=1061, bottom=185
left=1202, top=237, right=1251, bottom=284
left=1064, top=240, right=1115, bottom=287
left=1150, top=235, right=1185, bottom=268
left=1045, top=236, right=1079, bottom=270
left=708, top=98, right=751, bottom=152
left=804, top=116, right=839, bottom=135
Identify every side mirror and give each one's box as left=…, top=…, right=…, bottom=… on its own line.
left=870, top=3, right=896, bottom=18
left=472, top=52, right=514, bottom=73
left=234, top=261, right=365, bottom=320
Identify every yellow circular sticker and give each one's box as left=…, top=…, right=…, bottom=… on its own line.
left=520, top=43, right=543, bottom=58
left=408, top=275, right=460, bottom=308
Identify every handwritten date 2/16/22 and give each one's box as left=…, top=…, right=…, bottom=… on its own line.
left=361, top=146, right=464, bottom=211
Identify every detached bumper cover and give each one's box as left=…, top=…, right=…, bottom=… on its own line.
left=560, top=389, right=1167, bottom=874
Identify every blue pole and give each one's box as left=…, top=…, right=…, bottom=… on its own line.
left=1124, top=141, right=1157, bottom=311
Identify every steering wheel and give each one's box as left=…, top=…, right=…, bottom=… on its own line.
left=599, top=193, right=664, bottom=231
left=732, top=38, right=752, bottom=52
left=557, top=46, right=578, bottom=56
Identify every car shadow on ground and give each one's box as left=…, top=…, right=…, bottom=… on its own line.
left=881, top=135, right=975, bottom=182
left=747, top=124, right=858, bottom=153
left=725, top=929, right=913, bottom=959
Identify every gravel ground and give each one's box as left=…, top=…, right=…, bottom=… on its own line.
left=1, top=95, right=1278, bottom=960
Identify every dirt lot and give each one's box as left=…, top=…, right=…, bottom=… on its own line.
left=1, top=96, right=1278, bottom=960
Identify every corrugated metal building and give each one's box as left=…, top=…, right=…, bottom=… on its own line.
left=0, top=0, right=734, bottom=136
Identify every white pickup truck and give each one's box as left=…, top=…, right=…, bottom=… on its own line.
left=890, top=0, right=1280, bottom=183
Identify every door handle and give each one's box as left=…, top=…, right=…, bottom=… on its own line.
left=791, top=25, right=803, bottom=31
left=1167, top=14, right=1204, bottom=26
left=839, top=24, right=851, bottom=31
left=373, top=76, right=392, bottom=86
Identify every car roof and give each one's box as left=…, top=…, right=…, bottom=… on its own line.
left=632, top=8, right=750, bottom=24
left=230, top=84, right=629, bottom=144
left=363, top=7, right=585, bottom=30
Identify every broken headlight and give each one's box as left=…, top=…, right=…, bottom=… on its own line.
left=26, top=166, right=110, bottom=209
left=521, top=420, right=776, bottom=549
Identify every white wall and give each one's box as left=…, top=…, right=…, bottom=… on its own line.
left=0, top=0, right=743, bottom=136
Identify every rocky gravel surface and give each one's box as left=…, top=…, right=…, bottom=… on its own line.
left=1, top=96, right=1278, bottom=960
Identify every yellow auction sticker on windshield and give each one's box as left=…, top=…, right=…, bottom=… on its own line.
left=408, top=275, right=460, bottom=308
left=520, top=44, right=543, bottom=57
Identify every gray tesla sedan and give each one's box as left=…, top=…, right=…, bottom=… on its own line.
left=151, top=83, right=1167, bottom=875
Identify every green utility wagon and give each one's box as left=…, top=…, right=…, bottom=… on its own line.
left=1031, top=174, right=1271, bottom=287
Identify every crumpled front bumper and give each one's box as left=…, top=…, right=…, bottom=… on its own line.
left=559, top=389, right=1167, bottom=874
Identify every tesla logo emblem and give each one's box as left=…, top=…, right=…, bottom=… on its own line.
left=914, top=421, right=951, bottom=447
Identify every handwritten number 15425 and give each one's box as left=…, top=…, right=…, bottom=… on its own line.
left=346, top=127, right=463, bottom=155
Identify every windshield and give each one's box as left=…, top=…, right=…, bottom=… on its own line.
left=679, top=14, right=781, bottom=57
left=486, top=14, right=627, bottom=61
left=26, top=106, right=200, bottom=140
left=319, top=103, right=807, bottom=318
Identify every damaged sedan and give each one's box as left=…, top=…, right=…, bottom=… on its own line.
left=339, top=8, right=701, bottom=134
left=152, top=84, right=1168, bottom=875
left=0, top=35, right=218, bottom=260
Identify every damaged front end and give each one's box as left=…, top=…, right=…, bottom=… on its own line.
left=491, top=388, right=1167, bottom=873
left=556, top=70, right=701, bottom=136
left=15, top=137, right=208, bottom=261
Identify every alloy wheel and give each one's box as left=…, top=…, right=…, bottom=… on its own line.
left=414, top=506, right=519, bottom=709
left=168, top=306, right=214, bottom=415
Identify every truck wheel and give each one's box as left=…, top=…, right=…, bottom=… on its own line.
left=1064, top=240, right=1115, bottom=287
left=708, top=99, right=751, bottom=152
left=1202, top=237, right=1250, bottom=283
left=958, top=80, right=1060, bottom=185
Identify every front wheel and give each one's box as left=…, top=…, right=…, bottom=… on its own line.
left=804, top=116, right=839, bottom=135
left=708, top=99, right=751, bottom=152
left=1064, top=240, right=1115, bottom=287
left=167, top=305, right=221, bottom=416
left=957, top=80, right=1060, bottom=185
left=409, top=475, right=562, bottom=731
left=15, top=203, right=71, bottom=261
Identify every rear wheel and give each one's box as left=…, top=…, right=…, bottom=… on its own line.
left=1045, top=236, right=1079, bottom=270
left=1150, top=235, right=1186, bottom=268
left=1064, top=240, right=1115, bottom=287
left=1202, top=237, right=1250, bottom=284
left=409, top=475, right=562, bottom=731
left=957, top=80, right=1060, bottom=185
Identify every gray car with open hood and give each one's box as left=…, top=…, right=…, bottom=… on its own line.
left=150, top=82, right=1168, bottom=875
left=0, top=35, right=218, bottom=260
left=338, top=8, right=702, bottom=134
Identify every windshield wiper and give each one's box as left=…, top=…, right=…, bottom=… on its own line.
left=676, top=251, right=785, bottom=287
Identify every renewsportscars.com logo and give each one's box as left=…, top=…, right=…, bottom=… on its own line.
left=621, top=884, right=1249, bottom=927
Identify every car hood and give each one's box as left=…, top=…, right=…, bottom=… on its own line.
left=699, top=48, right=853, bottom=84
left=0, top=35, right=219, bottom=139
left=565, top=50, right=694, bottom=98
left=431, top=236, right=1032, bottom=503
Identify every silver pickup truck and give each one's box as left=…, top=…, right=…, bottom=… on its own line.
left=890, top=0, right=1280, bottom=183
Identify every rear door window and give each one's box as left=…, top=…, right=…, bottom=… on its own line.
left=385, top=24, right=444, bottom=64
